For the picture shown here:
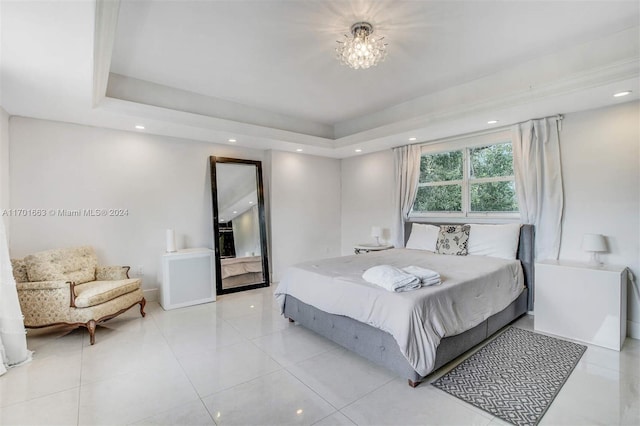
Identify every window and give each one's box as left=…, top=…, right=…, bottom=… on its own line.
left=412, top=142, right=518, bottom=216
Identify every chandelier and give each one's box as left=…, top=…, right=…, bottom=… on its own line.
left=336, top=22, right=387, bottom=70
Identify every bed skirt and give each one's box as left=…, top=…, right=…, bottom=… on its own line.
left=283, top=288, right=528, bottom=383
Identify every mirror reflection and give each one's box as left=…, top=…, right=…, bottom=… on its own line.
left=210, top=157, right=269, bottom=294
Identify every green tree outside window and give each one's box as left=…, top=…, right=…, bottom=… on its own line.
left=412, top=142, right=518, bottom=214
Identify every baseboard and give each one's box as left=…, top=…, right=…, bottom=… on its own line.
left=143, top=288, right=159, bottom=302
left=627, top=320, right=640, bottom=340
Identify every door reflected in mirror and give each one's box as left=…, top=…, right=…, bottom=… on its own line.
left=210, top=157, right=269, bottom=294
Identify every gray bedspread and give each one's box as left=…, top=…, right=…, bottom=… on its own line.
left=275, top=249, right=524, bottom=376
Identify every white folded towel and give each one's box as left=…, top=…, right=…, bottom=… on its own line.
left=402, top=266, right=442, bottom=287
left=421, top=276, right=442, bottom=287
left=362, top=265, right=422, bottom=292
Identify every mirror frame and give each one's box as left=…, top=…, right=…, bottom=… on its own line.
left=209, top=156, right=270, bottom=295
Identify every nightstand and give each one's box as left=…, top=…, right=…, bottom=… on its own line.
left=354, top=244, right=393, bottom=254
left=160, top=248, right=216, bottom=310
left=535, top=260, right=627, bottom=350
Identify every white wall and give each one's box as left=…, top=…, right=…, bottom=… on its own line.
left=9, top=117, right=268, bottom=294
left=0, top=107, right=9, bottom=233
left=0, top=2, right=7, bottom=228
left=558, top=101, right=640, bottom=336
left=340, top=149, right=395, bottom=255
left=340, top=101, right=640, bottom=338
left=270, top=150, right=341, bottom=282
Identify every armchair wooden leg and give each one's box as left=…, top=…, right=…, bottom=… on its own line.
left=139, top=298, right=146, bottom=318
left=87, top=320, right=97, bottom=345
left=408, top=379, right=421, bottom=388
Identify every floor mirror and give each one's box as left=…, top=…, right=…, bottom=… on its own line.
left=209, top=156, right=269, bottom=294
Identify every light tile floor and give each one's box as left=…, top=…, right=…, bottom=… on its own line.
left=1, top=286, right=638, bottom=425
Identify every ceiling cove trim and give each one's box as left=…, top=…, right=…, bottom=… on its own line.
left=93, top=0, right=120, bottom=107
left=99, top=55, right=638, bottom=151
left=331, top=58, right=640, bottom=148
left=97, top=58, right=638, bottom=154
left=97, top=96, right=336, bottom=149
left=106, top=73, right=336, bottom=139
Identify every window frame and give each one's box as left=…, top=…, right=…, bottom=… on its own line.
left=410, top=130, right=520, bottom=223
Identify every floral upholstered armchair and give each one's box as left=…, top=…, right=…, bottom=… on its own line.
left=11, top=246, right=145, bottom=344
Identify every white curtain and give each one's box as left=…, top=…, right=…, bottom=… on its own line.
left=512, top=117, right=564, bottom=260
left=391, top=145, right=422, bottom=248
left=0, top=219, right=32, bottom=375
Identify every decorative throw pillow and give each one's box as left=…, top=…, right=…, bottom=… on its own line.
left=436, top=225, right=470, bottom=255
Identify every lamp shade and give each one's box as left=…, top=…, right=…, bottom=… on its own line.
left=166, top=229, right=177, bottom=253
left=581, top=233, right=606, bottom=253
left=371, top=226, right=382, bottom=238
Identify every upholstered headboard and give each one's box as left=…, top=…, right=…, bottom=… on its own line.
left=404, top=222, right=535, bottom=311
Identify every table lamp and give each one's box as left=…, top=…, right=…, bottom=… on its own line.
left=581, top=233, right=606, bottom=265
left=371, top=226, right=382, bottom=246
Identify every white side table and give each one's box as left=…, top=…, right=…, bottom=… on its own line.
left=535, top=260, right=627, bottom=350
left=160, top=248, right=216, bottom=310
left=354, top=244, right=393, bottom=254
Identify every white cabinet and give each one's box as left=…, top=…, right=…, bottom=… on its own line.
left=535, top=260, right=627, bottom=350
left=160, top=248, right=216, bottom=310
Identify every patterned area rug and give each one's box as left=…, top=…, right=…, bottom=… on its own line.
left=432, top=327, right=586, bottom=426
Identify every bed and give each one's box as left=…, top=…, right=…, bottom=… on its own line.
left=220, top=256, right=264, bottom=289
left=275, top=223, right=534, bottom=386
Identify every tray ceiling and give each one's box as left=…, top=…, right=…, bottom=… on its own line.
left=1, top=0, right=638, bottom=157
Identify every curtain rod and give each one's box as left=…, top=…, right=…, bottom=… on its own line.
left=400, top=114, right=564, bottom=149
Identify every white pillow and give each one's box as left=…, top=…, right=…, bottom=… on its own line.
left=406, top=224, right=440, bottom=251
left=467, top=223, right=522, bottom=260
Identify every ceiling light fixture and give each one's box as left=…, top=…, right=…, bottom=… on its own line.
left=296, top=148, right=303, bottom=152
left=613, top=91, right=632, bottom=98
left=135, top=125, right=145, bottom=130
left=487, top=120, right=499, bottom=124
left=336, top=22, right=387, bottom=70
left=355, top=149, right=362, bottom=153
left=228, top=138, right=237, bottom=142
left=408, top=137, right=417, bottom=141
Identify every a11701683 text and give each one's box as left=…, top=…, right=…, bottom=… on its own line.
left=1, top=208, right=129, bottom=217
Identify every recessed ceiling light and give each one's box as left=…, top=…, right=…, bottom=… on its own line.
left=135, top=125, right=145, bottom=130
left=232, top=211, right=237, bottom=214
left=613, top=91, right=632, bottom=98
left=219, top=219, right=225, bottom=223
left=408, top=137, right=417, bottom=141
left=228, top=138, right=237, bottom=142
left=296, top=148, right=303, bottom=152
left=355, top=149, right=362, bottom=153
left=487, top=120, right=499, bottom=124
left=249, top=201, right=253, bottom=204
